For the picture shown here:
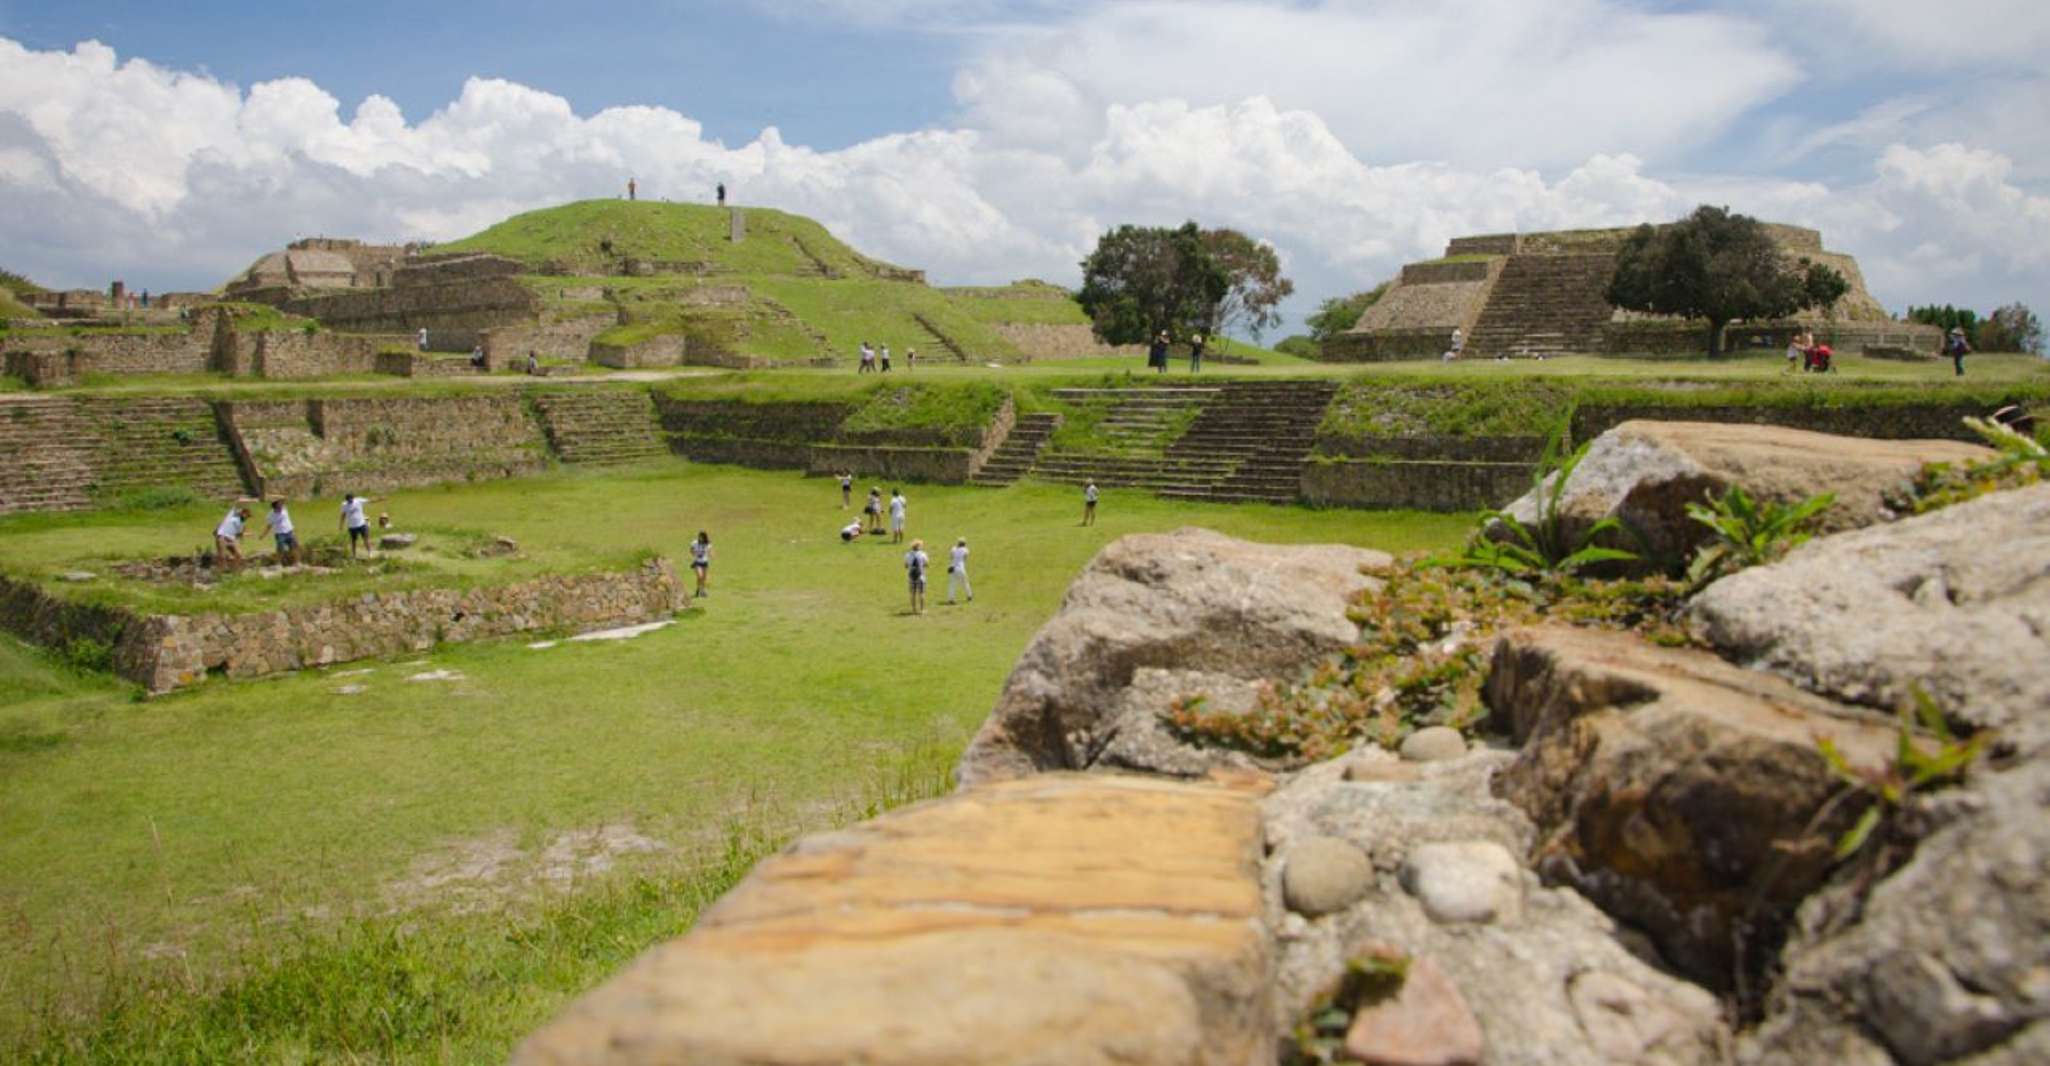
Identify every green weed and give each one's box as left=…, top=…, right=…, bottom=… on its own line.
left=1817, top=687, right=1989, bottom=862
left=1684, top=485, right=1835, bottom=587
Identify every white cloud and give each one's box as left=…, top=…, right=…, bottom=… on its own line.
left=0, top=30, right=2046, bottom=322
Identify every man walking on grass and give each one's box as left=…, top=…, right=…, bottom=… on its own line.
left=889, top=488, right=908, bottom=543
left=946, top=537, right=972, bottom=604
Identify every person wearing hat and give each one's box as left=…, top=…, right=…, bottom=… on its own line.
left=214, top=505, right=252, bottom=571
left=1945, top=327, right=1971, bottom=376
left=903, top=538, right=931, bottom=615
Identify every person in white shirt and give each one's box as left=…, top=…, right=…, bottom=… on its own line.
left=946, top=538, right=972, bottom=604
left=265, top=499, right=298, bottom=564
left=1083, top=481, right=1099, bottom=526
left=416, top=327, right=428, bottom=351
left=858, top=342, right=875, bottom=374
left=889, top=489, right=908, bottom=543
left=840, top=519, right=864, bottom=543
left=214, top=506, right=251, bottom=570
left=904, top=539, right=930, bottom=614
left=879, top=343, right=892, bottom=372
left=340, top=493, right=373, bottom=557
left=690, top=530, right=713, bottom=598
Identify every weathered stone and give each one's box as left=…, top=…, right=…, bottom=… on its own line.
left=1398, top=841, right=1522, bottom=925
left=378, top=533, right=416, bottom=550
left=1264, top=755, right=1731, bottom=1064
left=1487, top=625, right=1898, bottom=987
left=513, top=773, right=1273, bottom=1066
left=1495, top=420, right=1990, bottom=569
left=1690, top=480, right=2050, bottom=753
left=1399, top=726, right=1467, bottom=762
left=957, top=528, right=1387, bottom=785
left=1282, top=836, right=1373, bottom=917
left=1742, top=757, right=2050, bottom=1066
left=1344, top=956, right=1484, bottom=1066
left=1571, top=970, right=1727, bottom=1063
left=1090, top=669, right=1284, bottom=779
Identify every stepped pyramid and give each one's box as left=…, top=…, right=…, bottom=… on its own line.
left=1325, top=223, right=1937, bottom=361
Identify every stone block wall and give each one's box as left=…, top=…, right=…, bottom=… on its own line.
left=223, top=395, right=549, bottom=497
left=992, top=323, right=1143, bottom=361
left=1321, top=327, right=1460, bottom=362
left=1399, top=260, right=1492, bottom=284
left=1572, top=401, right=2008, bottom=444
left=3, top=350, right=82, bottom=388
left=805, top=444, right=975, bottom=483
left=392, top=254, right=523, bottom=288
left=487, top=315, right=617, bottom=363
left=1301, top=458, right=1536, bottom=511
left=282, top=277, right=538, bottom=332
left=1, top=559, right=687, bottom=693
left=3, top=329, right=212, bottom=375
left=252, top=331, right=411, bottom=379
left=591, top=333, right=685, bottom=368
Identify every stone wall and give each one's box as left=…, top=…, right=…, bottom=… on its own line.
left=251, top=331, right=411, bottom=379
left=805, top=444, right=976, bottom=483
left=1301, top=458, right=1536, bottom=511
left=1, top=560, right=687, bottom=693
left=994, top=323, right=1144, bottom=361
left=223, top=395, right=549, bottom=497
left=1572, top=401, right=2010, bottom=444
left=2, top=328, right=212, bottom=376
left=1399, top=260, right=1492, bottom=285
left=392, top=254, right=524, bottom=288
left=1600, top=317, right=1943, bottom=355
left=281, top=277, right=539, bottom=332
left=3, top=350, right=81, bottom=388
left=591, top=333, right=685, bottom=368
left=488, top=315, right=617, bottom=363
left=1313, top=434, right=1548, bottom=463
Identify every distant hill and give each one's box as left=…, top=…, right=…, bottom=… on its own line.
left=0, top=268, right=47, bottom=321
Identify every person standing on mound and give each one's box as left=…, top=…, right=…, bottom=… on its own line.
left=1083, top=481, right=1098, bottom=526
left=889, top=488, right=908, bottom=543
left=690, top=531, right=712, bottom=598
left=947, top=537, right=972, bottom=604
left=838, top=471, right=854, bottom=509
left=904, top=538, right=930, bottom=615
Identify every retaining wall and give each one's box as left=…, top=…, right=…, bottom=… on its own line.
left=224, top=395, right=549, bottom=497
left=2, top=329, right=211, bottom=375
left=1302, top=458, right=1535, bottom=512
left=251, top=331, right=410, bottom=379
left=1572, top=401, right=2009, bottom=444
left=0, top=559, right=686, bottom=693
left=281, top=277, right=539, bottom=332
left=592, top=334, right=685, bottom=368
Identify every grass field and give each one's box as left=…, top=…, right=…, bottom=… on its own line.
left=0, top=462, right=1472, bottom=1060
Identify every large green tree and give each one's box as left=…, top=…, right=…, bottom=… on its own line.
left=1606, top=205, right=1849, bottom=355
left=1305, top=283, right=1389, bottom=342
left=1201, top=228, right=1295, bottom=341
left=1075, top=222, right=1232, bottom=345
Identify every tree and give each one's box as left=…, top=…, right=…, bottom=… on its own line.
left=1606, top=205, right=1850, bottom=356
left=1908, top=304, right=1981, bottom=346
left=1200, top=228, right=1294, bottom=340
left=1074, top=222, right=1230, bottom=345
left=1978, top=302, right=2044, bottom=355
left=1306, top=283, right=1389, bottom=343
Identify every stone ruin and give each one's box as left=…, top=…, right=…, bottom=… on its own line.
left=1326, top=223, right=1941, bottom=361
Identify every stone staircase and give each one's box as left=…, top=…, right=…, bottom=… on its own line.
left=1160, top=380, right=1339, bottom=504
left=1466, top=254, right=1615, bottom=359
left=909, top=313, right=970, bottom=363
left=1030, top=388, right=1234, bottom=493
left=532, top=389, right=669, bottom=466
left=0, top=397, right=96, bottom=515
left=970, top=412, right=1060, bottom=486
left=75, top=396, right=249, bottom=502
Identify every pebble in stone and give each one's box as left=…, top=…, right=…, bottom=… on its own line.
left=1345, top=956, right=1484, bottom=1066
left=1399, top=726, right=1467, bottom=762
left=1399, top=841, right=1523, bottom=925
left=1281, top=835, right=1372, bottom=917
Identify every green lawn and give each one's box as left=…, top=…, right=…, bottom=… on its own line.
left=0, top=462, right=1470, bottom=1058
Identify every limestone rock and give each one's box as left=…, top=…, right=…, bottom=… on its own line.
left=378, top=532, right=416, bottom=550
left=1487, top=625, right=1898, bottom=987
left=1689, top=480, right=2050, bottom=753
left=1495, top=420, right=1990, bottom=569
left=1742, top=757, right=2050, bottom=1066
left=1282, top=836, right=1372, bottom=917
left=1344, top=956, right=1484, bottom=1066
left=513, top=773, right=1274, bottom=1066
left=1264, top=755, right=1730, bottom=1065
left=1399, top=841, right=1522, bottom=925
left=957, top=528, right=1387, bottom=785
left=1399, top=726, right=1467, bottom=762
left=1090, top=669, right=1286, bottom=779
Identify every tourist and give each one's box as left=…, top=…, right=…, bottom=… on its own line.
left=214, top=506, right=250, bottom=570
left=717, top=182, right=726, bottom=206
left=880, top=343, right=892, bottom=373
left=377, top=511, right=392, bottom=530
left=865, top=486, right=884, bottom=531
left=417, top=327, right=429, bottom=351
left=838, top=470, right=854, bottom=509
left=525, top=350, right=540, bottom=375
left=1082, top=481, right=1098, bottom=526
left=946, top=537, right=972, bottom=604
left=469, top=343, right=486, bottom=369
left=628, top=177, right=637, bottom=201
left=265, top=499, right=298, bottom=565
left=339, top=492, right=373, bottom=558
left=690, top=531, right=712, bottom=598
left=840, top=518, right=864, bottom=543
left=1945, top=328, right=1971, bottom=377
left=1446, top=327, right=1465, bottom=361
left=858, top=341, right=875, bottom=374
left=904, top=538, right=930, bottom=614
left=1785, top=329, right=1809, bottom=370
left=1189, top=332, right=1206, bottom=373
left=906, top=347, right=917, bottom=371
left=889, top=488, right=907, bottom=544
left=1148, top=330, right=1170, bottom=372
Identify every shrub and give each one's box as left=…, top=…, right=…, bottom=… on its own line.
left=1684, top=485, right=1835, bottom=587
left=60, top=636, right=113, bottom=673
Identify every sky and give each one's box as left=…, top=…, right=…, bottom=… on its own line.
left=2, top=0, right=2047, bottom=329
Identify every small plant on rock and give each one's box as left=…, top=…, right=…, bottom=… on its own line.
left=1684, top=485, right=1835, bottom=587
left=1434, top=428, right=1636, bottom=578
left=1288, top=948, right=1411, bottom=1065
left=1908, top=415, right=2048, bottom=513
left=1816, top=687, right=1988, bottom=862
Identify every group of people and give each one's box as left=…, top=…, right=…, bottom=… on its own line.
left=1147, top=330, right=1207, bottom=373
left=856, top=342, right=914, bottom=373
left=211, top=493, right=385, bottom=570
left=1784, top=329, right=1835, bottom=373
left=834, top=472, right=1101, bottom=613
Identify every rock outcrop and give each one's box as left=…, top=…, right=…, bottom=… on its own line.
left=514, top=772, right=1274, bottom=1066
left=1497, top=421, right=1990, bottom=568
left=1689, top=480, right=2050, bottom=751
left=957, top=528, right=1387, bottom=785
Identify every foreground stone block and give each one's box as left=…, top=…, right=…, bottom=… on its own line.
left=1496, top=420, right=1989, bottom=568
left=1487, top=626, right=1898, bottom=986
left=513, top=773, right=1273, bottom=1066
left=1690, top=480, right=2050, bottom=753
left=957, top=527, right=1388, bottom=785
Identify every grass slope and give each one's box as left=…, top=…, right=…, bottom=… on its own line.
left=0, top=462, right=1471, bottom=1059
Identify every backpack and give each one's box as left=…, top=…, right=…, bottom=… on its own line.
left=908, top=554, right=925, bottom=579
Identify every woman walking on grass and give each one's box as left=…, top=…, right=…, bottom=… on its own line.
left=947, top=538, right=972, bottom=604
left=905, top=538, right=930, bottom=615
left=690, top=531, right=712, bottom=598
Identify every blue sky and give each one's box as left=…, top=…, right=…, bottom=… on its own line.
left=2, top=0, right=2046, bottom=324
